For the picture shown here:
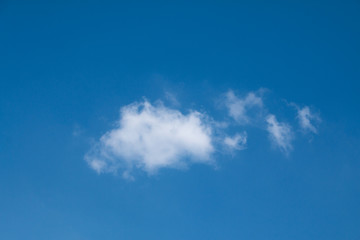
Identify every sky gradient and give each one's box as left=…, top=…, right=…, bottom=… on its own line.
left=1, top=1, right=360, bottom=239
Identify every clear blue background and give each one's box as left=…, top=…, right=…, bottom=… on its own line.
left=1, top=1, right=360, bottom=239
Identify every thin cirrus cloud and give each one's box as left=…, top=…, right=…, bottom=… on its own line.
left=297, top=106, right=320, bottom=134
left=85, top=89, right=320, bottom=179
left=85, top=100, right=214, bottom=179
left=224, top=90, right=263, bottom=125
left=266, top=114, right=293, bottom=154
left=224, top=133, right=247, bottom=150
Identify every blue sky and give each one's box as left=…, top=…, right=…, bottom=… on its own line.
left=1, top=1, right=360, bottom=239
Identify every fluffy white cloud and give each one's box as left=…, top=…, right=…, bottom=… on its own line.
left=85, top=90, right=321, bottom=179
left=266, top=114, right=293, bottom=154
left=85, top=101, right=214, bottom=178
left=297, top=106, right=320, bottom=134
left=225, top=90, right=263, bottom=124
left=224, top=133, right=247, bottom=150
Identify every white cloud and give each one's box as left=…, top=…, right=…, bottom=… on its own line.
left=225, top=90, right=263, bottom=124
left=297, top=106, right=320, bottom=134
left=266, top=114, right=293, bottom=154
left=85, top=100, right=214, bottom=177
left=85, top=90, right=321, bottom=179
left=224, top=132, right=247, bottom=150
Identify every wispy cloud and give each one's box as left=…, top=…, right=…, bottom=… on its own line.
left=85, top=100, right=214, bottom=178
left=164, top=91, right=180, bottom=106
left=297, top=106, right=320, bottom=134
left=224, top=132, right=247, bottom=150
left=225, top=90, right=263, bottom=124
left=266, top=114, right=293, bottom=154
